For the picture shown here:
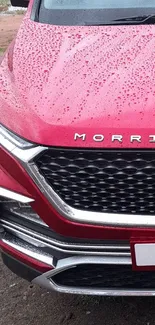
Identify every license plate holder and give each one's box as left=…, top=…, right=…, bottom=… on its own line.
left=131, top=239, right=155, bottom=271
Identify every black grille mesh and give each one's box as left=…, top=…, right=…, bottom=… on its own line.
left=53, top=264, right=155, bottom=289
left=36, top=149, right=155, bottom=215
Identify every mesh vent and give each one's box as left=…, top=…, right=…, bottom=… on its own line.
left=36, top=149, right=155, bottom=215
left=53, top=264, right=155, bottom=289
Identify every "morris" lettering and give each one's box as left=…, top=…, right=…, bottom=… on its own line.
left=74, top=133, right=86, bottom=141
left=149, top=135, right=155, bottom=143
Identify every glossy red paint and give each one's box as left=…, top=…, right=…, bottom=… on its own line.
left=1, top=9, right=155, bottom=148
left=1, top=3, right=155, bottom=243
left=2, top=145, right=155, bottom=241
left=0, top=168, right=32, bottom=198
left=0, top=240, right=53, bottom=273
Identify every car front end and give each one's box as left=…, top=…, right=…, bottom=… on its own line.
left=1, top=0, right=155, bottom=296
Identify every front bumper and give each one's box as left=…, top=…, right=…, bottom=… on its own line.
left=1, top=218, right=155, bottom=296
left=2, top=126, right=155, bottom=295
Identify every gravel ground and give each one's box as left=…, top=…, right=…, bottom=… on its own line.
left=0, top=15, right=23, bottom=54
left=1, top=257, right=155, bottom=325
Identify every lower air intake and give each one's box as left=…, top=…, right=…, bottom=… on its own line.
left=52, top=264, right=155, bottom=289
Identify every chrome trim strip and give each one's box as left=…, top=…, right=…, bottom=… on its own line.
left=0, top=135, right=15, bottom=152
left=2, top=238, right=52, bottom=265
left=1, top=234, right=54, bottom=266
left=0, top=125, right=46, bottom=162
left=1, top=219, right=131, bottom=257
left=0, top=126, right=29, bottom=149
left=35, top=282, right=155, bottom=297
left=0, top=187, right=34, bottom=203
left=12, top=146, right=46, bottom=163
left=32, top=256, right=155, bottom=297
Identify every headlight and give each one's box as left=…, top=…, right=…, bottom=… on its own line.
left=0, top=124, right=45, bottom=162
left=0, top=124, right=34, bottom=149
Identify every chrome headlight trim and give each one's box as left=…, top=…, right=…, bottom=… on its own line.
left=0, top=124, right=33, bottom=149
left=0, top=124, right=46, bottom=162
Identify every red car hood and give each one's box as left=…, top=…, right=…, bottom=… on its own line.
left=1, top=16, right=155, bottom=148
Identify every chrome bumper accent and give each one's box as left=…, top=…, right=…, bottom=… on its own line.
left=0, top=187, right=34, bottom=203
left=1, top=219, right=131, bottom=258
left=1, top=234, right=53, bottom=266
left=2, top=219, right=155, bottom=296
left=32, top=256, right=155, bottom=297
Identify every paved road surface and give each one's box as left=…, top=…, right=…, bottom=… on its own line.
left=1, top=257, right=155, bottom=325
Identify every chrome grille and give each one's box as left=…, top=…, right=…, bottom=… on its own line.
left=35, top=149, right=155, bottom=215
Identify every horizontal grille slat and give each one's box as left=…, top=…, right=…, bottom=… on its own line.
left=35, top=149, right=155, bottom=215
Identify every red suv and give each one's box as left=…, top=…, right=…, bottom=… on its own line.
left=1, top=0, right=155, bottom=296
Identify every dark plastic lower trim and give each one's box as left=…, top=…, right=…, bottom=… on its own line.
left=1, top=251, right=41, bottom=282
